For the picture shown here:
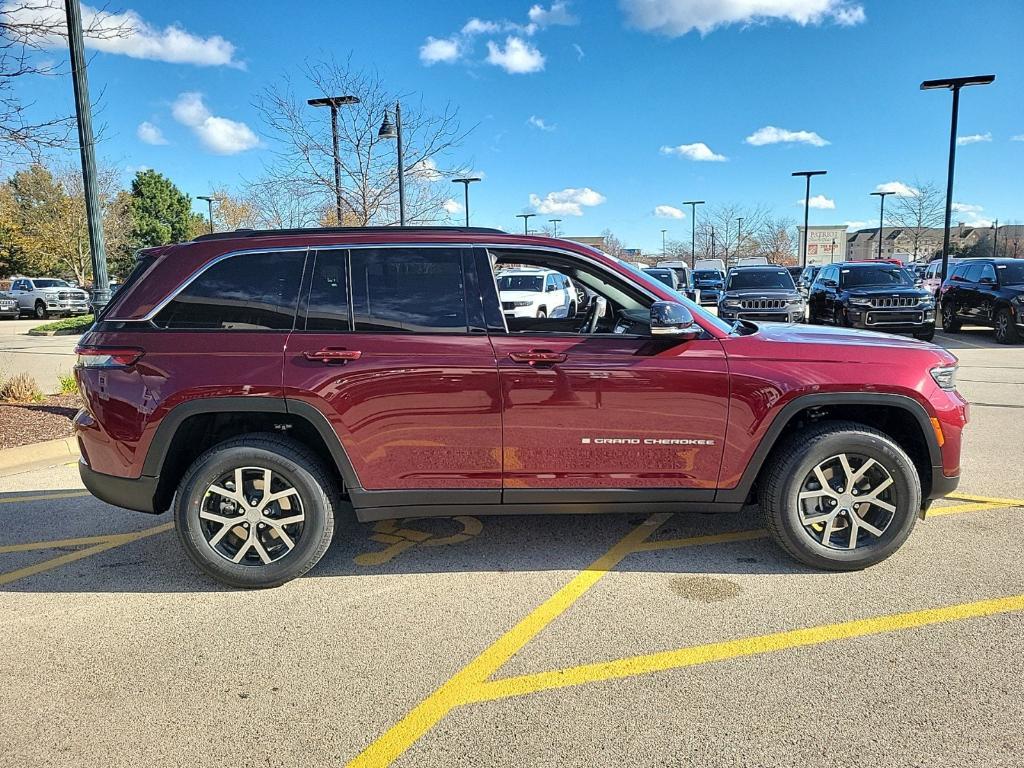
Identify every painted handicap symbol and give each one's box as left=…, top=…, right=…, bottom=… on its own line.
left=354, top=516, right=483, bottom=566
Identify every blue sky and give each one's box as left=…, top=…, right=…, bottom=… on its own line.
left=14, top=0, right=1024, bottom=251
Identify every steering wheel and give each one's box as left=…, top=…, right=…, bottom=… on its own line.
left=579, top=296, right=608, bottom=334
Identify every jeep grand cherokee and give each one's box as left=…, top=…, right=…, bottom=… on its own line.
left=75, top=227, right=968, bottom=588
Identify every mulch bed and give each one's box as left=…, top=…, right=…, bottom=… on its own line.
left=0, top=394, right=81, bottom=451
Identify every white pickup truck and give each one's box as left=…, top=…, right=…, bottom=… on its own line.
left=8, top=277, right=90, bottom=319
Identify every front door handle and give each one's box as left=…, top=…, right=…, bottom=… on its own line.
left=304, top=348, right=362, bottom=364
left=508, top=350, right=567, bottom=365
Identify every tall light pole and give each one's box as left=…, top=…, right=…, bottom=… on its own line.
left=378, top=103, right=406, bottom=225
left=992, top=219, right=999, bottom=257
left=682, top=200, right=705, bottom=266
left=307, top=95, right=359, bottom=225
left=710, top=227, right=716, bottom=260
left=197, top=195, right=217, bottom=235
left=549, top=219, right=562, bottom=237
left=517, top=213, right=535, bottom=234
left=793, top=170, right=827, bottom=269
left=661, top=228, right=667, bottom=257
left=921, top=74, right=995, bottom=280
left=870, top=190, right=892, bottom=260
left=451, top=177, right=481, bottom=227
left=736, top=217, right=744, bottom=258
left=65, top=0, right=109, bottom=313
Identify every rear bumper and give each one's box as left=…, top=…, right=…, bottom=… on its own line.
left=79, top=460, right=160, bottom=514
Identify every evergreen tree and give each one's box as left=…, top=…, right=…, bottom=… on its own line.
left=129, top=169, right=192, bottom=248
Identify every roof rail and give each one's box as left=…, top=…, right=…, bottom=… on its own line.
left=191, top=225, right=507, bottom=242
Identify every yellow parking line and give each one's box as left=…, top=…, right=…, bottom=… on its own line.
left=0, top=523, right=172, bottom=587
left=468, top=593, right=1024, bottom=704
left=928, top=502, right=1006, bottom=517
left=0, top=529, right=162, bottom=554
left=0, top=491, right=90, bottom=505
left=948, top=492, right=1024, bottom=507
left=346, top=513, right=673, bottom=768
left=633, top=529, right=767, bottom=553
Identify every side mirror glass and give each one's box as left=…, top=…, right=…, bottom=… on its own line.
left=650, top=301, right=700, bottom=339
left=980, top=277, right=995, bottom=285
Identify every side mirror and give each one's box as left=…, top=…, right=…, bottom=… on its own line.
left=650, top=301, right=700, bottom=339
left=824, top=279, right=838, bottom=288
left=914, top=278, right=924, bottom=287
left=980, top=277, right=996, bottom=285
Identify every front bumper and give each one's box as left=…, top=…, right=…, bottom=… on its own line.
left=502, top=305, right=540, bottom=319
left=0, top=305, right=18, bottom=318
left=719, top=308, right=804, bottom=323
left=846, top=306, right=935, bottom=331
left=43, top=299, right=90, bottom=314
left=79, top=459, right=159, bottom=514
left=697, top=289, right=721, bottom=305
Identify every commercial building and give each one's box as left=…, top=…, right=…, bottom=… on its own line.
left=797, top=225, right=848, bottom=265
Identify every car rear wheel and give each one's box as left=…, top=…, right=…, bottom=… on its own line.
left=34, top=301, right=48, bottom=320
left=759, top=421, right=920, bottom=571
left=941, top=302, right=960, bottom=333
left=914, top=327, right=935, bottom=342
left=174, top=433, right=337, bottom=588
left=536, top=308, right=547, bottom=318
left=994, top=308, right=1020, bottom=344
left=568, top=301, right=577, bottom=317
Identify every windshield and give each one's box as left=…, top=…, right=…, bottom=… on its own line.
left=727, top=270, right=795, bottom=290
left=694, top=270, right=722, bottom=281
left=498, top=274, right=543, bottom=292
left=840, top=266, right=913, bottom=288
left=997, top=262, right=1024, bottom=285
left=33, top=279, right=69, bottom=289
left=643, top=269, right=674, bottom=286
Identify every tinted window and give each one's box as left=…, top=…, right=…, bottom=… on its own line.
left=154, top=251, right=303, bottom=330
left=33, top=279, right=68, bottom=289
left=351, top=247, right=466, bottom=333
left=996, top=262, right=1024, bottom=284
left=498, top=274, right=543, bottom=292
left=304, top=250, right=350, bottom=331
left=839, top=266, right=913, bottom=288
left=962, top=264, right=983, bottom=283
left=727, top=269, right=795, bottom=290
left=979, top=264, right=997, bottom=282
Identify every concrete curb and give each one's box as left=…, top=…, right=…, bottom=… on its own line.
left=27, top=327, right=88, bottom=337
left=0, top=437, right=79, bottom=475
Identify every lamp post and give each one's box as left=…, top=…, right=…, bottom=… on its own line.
left=921, top=74, right=995, bottom=280
left=378, top=103, right=406, bottom=225
left=517, top=213, right=535, bottom=234
left=64, top=0, right=109, bottom=314
left=682, top=200, right=705, bottom=266
left=710, top=227, right=716, bottom=260
left=549, top=219, right=562, bottom=237
left=992, top=219, right=999, bottom=257
left=451, top=177, right=481, bottom=227
left=307, top=95, right=359, bottom=225
left=197, top=195, right=218, bottom=235
left=661, top=228, right=667, bottom=257
left=736, top=217, right=744, bottom=258
left=793, top=170, right=827, bottom=268
left=831, top=237, right=837, bottom=263
left=870, top=190, right=892, bottom=260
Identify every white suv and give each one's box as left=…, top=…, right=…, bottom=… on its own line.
left=9, top=277, right=90, bottom=319
left=497, top=268, right=577, bottom=319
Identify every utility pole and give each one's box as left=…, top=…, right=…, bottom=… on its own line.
left=793, top=170, right=827, bottom=269
left=65, top=0, right=109, bottom=314
left=516, top=213, right=535, bottom=234
left=308, top=95, right=359, bottom=225
left=661, top=229, right=667, bottom=257
left=736, top=217, right=744, bottom=258
left=451, top=177, right=481, bottom=227
left=378, top=103, right=406, bottom=225
left=682, top=200, right=705, bottom=266
left=992, top=219, right=999, bottom=257
left=871, top=191, right=892, bottom=260
left=549, top=219, right=562, bottom=237
left=711, top=227, right=716, bottom=260
left=197, top=195, right=217, bottom=235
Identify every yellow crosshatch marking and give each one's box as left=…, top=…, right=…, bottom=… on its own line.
left=353, top=516, right=484, bottom=566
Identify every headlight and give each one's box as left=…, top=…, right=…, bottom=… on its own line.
left=930, top=364, right=957, bottom=390
left=787, top=297, right=804, bottom=305
left=849, top=298, right=873, bottom=307
left=722, top=299, right=741, bottom=308
left=44, top=291, right=60, bottom=298
left=919, top=296, right=935, bottom=308
left=513, top=300, right=532, bottom=308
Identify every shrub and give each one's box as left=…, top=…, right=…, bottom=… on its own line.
left=0, top=372, right=44, bottom=402
left=58, top=373, right=78, bottom=395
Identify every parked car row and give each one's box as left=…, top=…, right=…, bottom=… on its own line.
left=1, top=277, right=90, bottom=319
left=939, top=258, right=1024, bottom=344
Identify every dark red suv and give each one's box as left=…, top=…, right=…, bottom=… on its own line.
left=75, top=227, right=968, bottom=587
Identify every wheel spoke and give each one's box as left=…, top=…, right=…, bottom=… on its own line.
left=799, top=489, right=835, bottom=502
left=266, top=521, right=296, bottom=551
left=846, top=517, right=859, bottom=549
left=867, top=476, right=894, bottom=496
left=250, top=535, right=273, bottom=564
left=207, top=484, right=240, bottom=502
left=209, top=522, right=241, bottom=547
left=820, top=517, right=837, bottom=546
left=849, top=458, right=877, bottom=485
left=267, top=487, right=299, bottom=504
left=199, top=510, right=237, bottom=526
left=231, top=535, right=254, bottom=563
left=863, top=497, right=896, bottom=513
left=813, top=466, right=833, bottom=493
left=272, top=513, right=305, bottom=527
left=854, top=514, right=886, bottom=537
left=838, top=454, right=854, bottom=486
left=800, top=510, right=835, bottom=527
left=260, top=468, right=273, bottom=501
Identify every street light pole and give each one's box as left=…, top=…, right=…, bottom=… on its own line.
left=516, top=213, right=535, bottom=234
left=870, top=191, right=892, bottom=260
left=451, top=177, right=481, bottom=227
left=736, top=217, right=744, bottom=258
left=793, top=170, right=827, bottom=269
left=661, top=228, right=667, bottom=257
left=710, top=227, right=716, bottom=260
left=197, top=195, right=217, bottom=235
left=549, top=219, right=562, bottom=237
left=378, top=103, right=406, bottom=225
left=921, top=74, right=995, bottom=280
left=64, top=0, right=109, bottom=314
left=992, top=219, right=999, bottom=257
left=682, top=200, right=705, bottom=266
left=308, top=95, right=359, bottom=225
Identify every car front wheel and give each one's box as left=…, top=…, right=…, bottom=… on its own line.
left=994, top=308, right=1020, bottom=344
left=759, top=421, right=920, bottom=571
left=941, top=302, right=960, bottom=333
left=34, top=301, right=48, bottom=319
left=174, top=433, right=338, bottom=588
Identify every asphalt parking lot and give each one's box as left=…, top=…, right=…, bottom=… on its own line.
left=1, top=323, right=1022, bottom=768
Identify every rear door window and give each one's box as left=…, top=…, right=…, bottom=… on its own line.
left=350, top=247, right=467, bottom=333
left=304, top=250, right=350, bottom=332
left=153, top=251, right=304, bottom=330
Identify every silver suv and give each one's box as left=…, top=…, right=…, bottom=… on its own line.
left=8, top=277, right=90, bottom=319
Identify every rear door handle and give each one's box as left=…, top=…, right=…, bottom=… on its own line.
left=304, top=348, right=362, bottom=364
left=508, top=350, right=567, bottom=365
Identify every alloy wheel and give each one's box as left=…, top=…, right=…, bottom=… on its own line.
left=996, top=312, right=1008, bottom=342
left=199, top=466, right=305, bottom=565
left=796, top=453, right=897, bottom=550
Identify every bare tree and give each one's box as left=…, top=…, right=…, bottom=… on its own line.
left=754, top=217, right=797, bottom=264
left=253, top=58, right=473, bottom=226
left=0, top=2, right=126, bottom=163
left=885, top=180, right=945, bottom=260
left=693, top=203, right=773, bottom=264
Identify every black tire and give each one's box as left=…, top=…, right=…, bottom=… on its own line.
left=536, top=308, right=547, bottom=319
left=914, top=327, right=935, bottom=342
left=34, top=301, right=48, bottom=320
left=174, top=433, right=338, bottom=588
left=994, top=307, right=1020, bottom=344
left=941, top=301, right=960, bottom=333
left=568, top=301, right=577, bottom=317
left=759, top=421, right=920, bottom=571
left=806, top=308, right=821, bottom=325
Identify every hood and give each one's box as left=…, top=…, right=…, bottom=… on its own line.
left=499, top=289, right=541, bottom=302
left=722, top=288, right=801, bottom=299
left=751, top=321, right=942, bottom=352
left=845, top=286, right=929, bottom=299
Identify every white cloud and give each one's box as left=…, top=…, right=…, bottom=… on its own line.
left=419, top=36, right=461, bottom=64
left=3, top=2, right=242, bottom=67
left=660, top=142, right=727, bottom=162
left=572, top=42, right=585, bottom=60
left=952, top=202, right=983, bottom=214
left=844, top=220, right=868, bottom=230
left=1012, top=135, right=1024, bottom=142
left=171, top=92, right=259, bottom=155
left=874, top=181, right=917, bottom=197
left=799, top=194, right=835, bottom=209
left=654, top=205, right=685, bottom=219
left=461, top=18, right=501, bottom=35
left=620, top=0, right=866, bottom=36
left=136, top=121, right=167, bottom=145
left=527, top=115, right=556, bottom=132
left=956, top=132, right=992, bottom=146
left=486, top=36, right=545, bottom=73
left=442, top=199, right=464, bottom=214
left=529, top=187, right=606, bottom=216
left=745, top=125, right=830, bottom=147
left=528, top=2, right=578, bottom=27
left=408, top=157, right=444, bottom=182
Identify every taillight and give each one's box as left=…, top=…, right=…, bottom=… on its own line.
left=74, top=346, right=143, bottom=368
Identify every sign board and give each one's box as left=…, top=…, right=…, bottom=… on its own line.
left=798, top=226, right=848, bottom=266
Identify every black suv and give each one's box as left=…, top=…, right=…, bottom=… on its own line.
left=939, top=258, right=1024, bottom=344
left=693, top=268, right=725, bottom=306
left=808, top=262, right=935, bottom=341
left=717, top=265, right=804, bottom=323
